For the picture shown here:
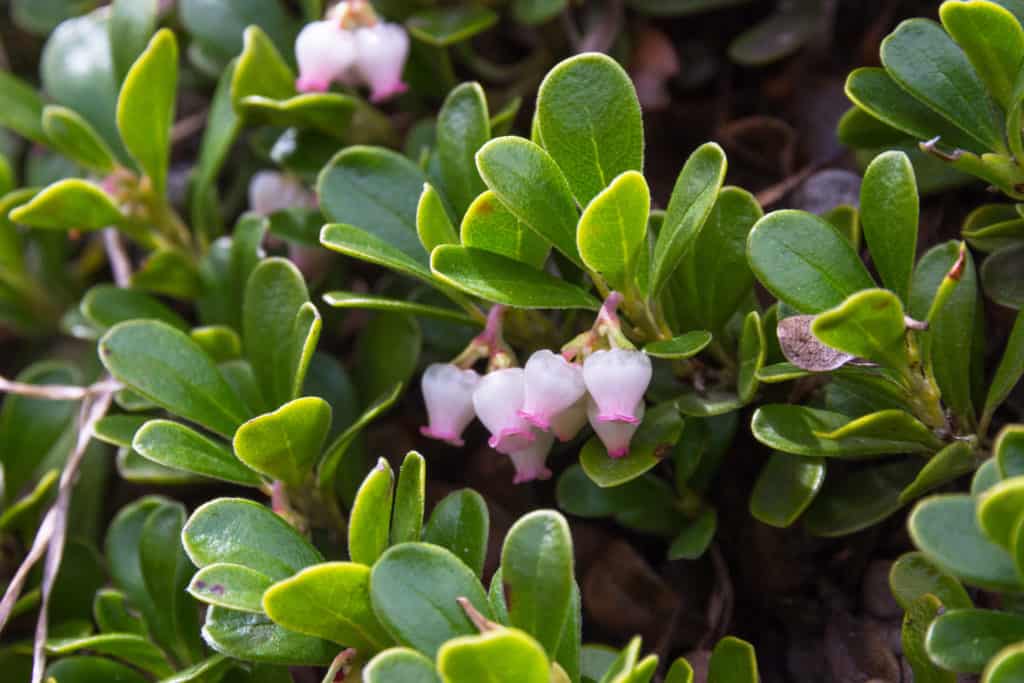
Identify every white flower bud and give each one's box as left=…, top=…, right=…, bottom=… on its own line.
left=247, top=171, right=316, bottom=216
left=472, top=368, right=534, bottom=454
left=518, top=349, right=586, bottom=431
left=419, top=363, right=480, bottom=446
left=508, top=430, right=555, bottom=484
left=587, top=397, right=644, bottom=458
left=549, top=395, right=588, bottom=442
left=295, top=20, right=357, bottom=93
left=353, top=22, right=409, bottom=102
left=582, top=349, right=652, bottom=424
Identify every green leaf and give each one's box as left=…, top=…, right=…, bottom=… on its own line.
left=9, top=179, right=128, bottom=232
left=438, top=83, right=490, bottom=216
left=459, top=190, right=550, bottom=269
left=190, top=61, right=240, bottom=241
left=899, top=440, right=975, bottom=504
left=927, top=609, right=1024, bottom=673
left=42, top=105, right=116, bottom=173
left=665, top=186, right=762, bottom=335
left=431, top=245, right=600, bottom=309
left=349, top=458, right=395, bottom=566
left=191, top=326, right=242, bottom=363
left=844, top=67, right=985, bottom=153
left=860, top=151, right=918, bottom=303
left=41, top=11, right=121, bottom=154
left=939, top=0, right=1024, bottom=111
left=580, top=402, right=685, bottom=486
left=643, top=331, right=713, bottom=359
left=202, top=606, right=336, bottom=666
left=239, top=93, right=379, bottom=141
left=423, top=489, right=490, bottom=578
left=354, top=311, right=421, bottom=405
left=804, top=460, right=922, bottom=536
left=501, top=510, right=574, bottom=657
left=437, top=629, right=550, bottom=683
left=961, top=203, right=1024, bottom=253
left=243, top=258, right=320, bottom=408
left=974, top=458, right=1004, bottom=495
left=811, top=289, right=909, bottom=370
left=81, top=284, right=188, bottom=332
left=180, top=0, right=298, bottom=67
left=881, top=18, right=1004, bottom=153
left=977, top=476, right=1024, bottom=549
left=747, top=210, right=874, bottom=313
left=364, top=648, right=442, bottom=683
left=475, top=137, right=582, bottom=266
left=231, top=26, right=296, bottom=108
left=0, top=70, right=48, bottom=145
left=233, top=397, right=331, bottom=488
left=182, top=497, right=323, bottom=581
left=46, top=634, right=172, bottom=678
left=749, top=452, right=825, bottom=528
left=751, top=405, right=939, bottom=458
left=110, top=0, right=158, bottom=82
left=323, top=291, right=476, bottom=325
left=737, top=309, right=766, bottom=404
left=318, top=146, right=429, bottom=265
left=321, top=223, right=434, bottom=284
left=982, top=242, right=1024, bottom=309
left=536, top=53, right=643, bottom=208
left=985, top=642, right=1024, bottom=682
left=263, top=562, right=392, bottom=653
left=996, top=425, right=1024, bottom=478
left=889, top=551, right=972, bottom=611
left=908, top=495, right=1021, bottom=591
left=512, top=0, right=567, bottom=24
left=392, top=451, right=426, bottom=545
left=417, top=183, right=459, bottom=252
left=651, top=143, right=727, bottom=296
left=370, top=543, right=492, bottom=658
left=577, top=171, right=650, bottom=290
left=665, top=658, right=694, bottom=683
left=406, top=6, right=499, bottom=46
left=668, top=507, right=717, bottom=560
left=188, top=562, right=273, bottom=613
left=117, top=29, right=177, bottom=196
left=708, top=636, right=758, bottom=682
left=158, top=655, right=234, bottom=683
left=902, top=594, right=956, bottom=683
left=133, top=419, right=261, bottom=486
left=132, top=249, right=201, bottom=298
left=99, top=320, right=251, bottom=437
left=45, top=656, right=148, bottom=683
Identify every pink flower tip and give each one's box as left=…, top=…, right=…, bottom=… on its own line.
left=597, top=412, right=641, bottom=424
left=419, top=426, right=464, bottom=447
left=296, top=76, right=330, bottom=93
left=513, top=466, right=552, bottom=484
left=517, top=410, right=550, bottom=430
left=607, top=447, right=629, bottom=458
left=488, top=427, right=535, bottom=453
left=370, top=80, right=408, bottom=103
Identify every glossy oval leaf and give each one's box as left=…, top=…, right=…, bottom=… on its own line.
left=860, top=150, right=918, bottom=303
left=438, top=82, right=490, bottom=216
left=42, top=105, right=116, bottom=172
left=927, top=609, right=1024, bottom=674
left=811, top=288, right=909, bottom=371
left=233, top=397, right=331, bottom=489
left=364, top=647, right=441, bottom=683
left=423, top=489, right=490, bottom=578
left=10, top=179, right=127, bottom=232
left=349, top=458, right=395, bottom=566
left=417, top=182, right=458, bottom=253
left=133, top=420, right=261, bottom=487
left=437, top=628, right=550, bottom=683
left=201, top=606, right=336, bottom=666
left=459, top=190, right=550, bottom=269
left=749, top=451, right=825, bottom=528
left=939, top=0, right=1024, bottom=111
left=643, top=331, right=713, bottom=359
left=577, top=170, right=650, bottom=290
left=188, top=562, right=273, bottom=613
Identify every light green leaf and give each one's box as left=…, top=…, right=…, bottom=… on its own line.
left=437, top=629, right=550, bottom=683
left=46, top=634, right=172, bottom=678
left=133, top=420, right=261, bottom=486
left=231, top=26, right=296, bottom=108
left=577, top=171, right=650, bottom=290
left=0, top=70, right=48, bottom=145
left=860, top=151, right=918, bottom=303
left=580, top=402, right=685, bottom=486
left=811, top=289, right=909, bottom=370
left=188, top=562, right=273, bottom=613
left=643, top=331, right=713, bottom=359
left=42, top=105, right=116, bottom=173
left=902, top=594, right=955, bottom=683
left=708, top=636, right=758, bottom=682
left=10, top=179, right=128, bottom=232
left=417, top=182, right=458, bottom=252
left=349, top=458, right=395, bottom=566
left=233, top=397, right=332, bottom=488
left=323, top=291, right=476, bottom=325
left=364, top=648, right=441, bottom=683
left=438, top=83, right=490, bottom=216
left=321, top=223, right=433, bottom=283
left=392, top=451, right=426, bottom=545
left=939, top=0, right=1024, bottom=111
left=899, top=440, right=974, bottom=504
left=460, top=190, right=550, bottom=268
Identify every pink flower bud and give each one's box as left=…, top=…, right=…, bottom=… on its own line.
left=295, top=20, right=357, bottom=93
left=549, top=396, right=588, bottom=442
left=508, top=430, right=555, bottom=484
left=472, top=368, right=534, bottom=455
left=247, top=171, right=316, bottom=216
left=518, top=350, right=586, bottom=430
left=582, top=349, right=652, bottom=424
left=587, top=397, right=644, bottom=458
left=353, top=23, right=409, bottom=103
left=419, top=363, right=480, bottom=446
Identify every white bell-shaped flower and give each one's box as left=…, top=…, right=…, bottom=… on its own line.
left=419, top=363, right=480, bottom=446
left=472, top=368, right=534, bottom=454
left=587, top=397, right=644, bottom=458
left=353, top=22, right=409, bottom=102
left=583, top=349, right=652, bottom=424
left=508, top=430, right=555, bottom=484
left=295, top=20, right=357, bottom=93
left=518, top=349, right=586, bottom=430
left=247, top=171, right=316, bottom=216
left=549, top=395, right=588, bottom=442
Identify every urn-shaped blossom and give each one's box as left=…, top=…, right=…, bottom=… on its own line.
left=353, top=23, right=409, bottom=102
left=582, top=349, right=652, bottom=424
left=508, top=430, right=555, bottom=484
left=588, top=398, right=644, bottom=458
left=419, top=363, right=479, bottom=446
left=295, top=20, right=356, bottom=93
left=472, top=368, right=534, bottom=454
left=518, top=350, right=587, bottom=430
left=549, top=396, right=588, bottom=442
left=247, top=171, right=316, bottom=216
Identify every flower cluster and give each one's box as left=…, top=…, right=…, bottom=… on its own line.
left=419, top=296, right=653, bottom=484
left=294, top=1, right=409, bottom=102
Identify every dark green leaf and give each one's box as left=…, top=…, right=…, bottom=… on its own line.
left=323, top=291, right=476, bottom=325
left=406, top=6, right=499, bottom=46
left=81, top=284, right=188, bottom=332
left=188, top=562, right=273, bottom=613
left=202, top=606, right=336, bottom=666
left=438, top=83, right=490, bottom=215
left=749, top=452, right=825, bottom=528
left=42, top=105, right=116, bottom=173
left=926, top=609, right=1024, bottom=673
left=860, top=150, right=918, bottom=303
left=804, top=460, right=922, bottom=536
left=643, top=331, right=713, bottom=359
left=133, top=419, right=261, bottom=486
left=423, top=489, right=490, bottom=578
left=392, top=451, right=426, bottom=545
